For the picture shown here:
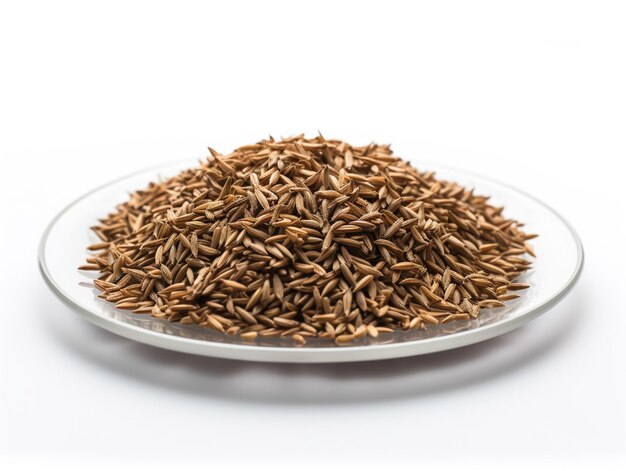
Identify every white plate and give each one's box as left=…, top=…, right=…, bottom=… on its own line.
left=39, top=160, right=583, bottom=363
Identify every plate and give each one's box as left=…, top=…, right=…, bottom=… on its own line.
left=39, top=159, right=584, bottom=363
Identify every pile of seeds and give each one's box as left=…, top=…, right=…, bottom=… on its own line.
left=80, top=135, right=534, bottom=345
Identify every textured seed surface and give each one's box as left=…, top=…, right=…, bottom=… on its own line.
left=81, top=135, right=534, bottom=345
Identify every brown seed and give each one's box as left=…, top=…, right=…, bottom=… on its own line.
left=206, top=315, right=225, bottom=332
left=78, top=264, right=100, bottom=271
left=420, top=313, right=439, bottom=325
left=366, top=324, right=379, bottom=338
left=391, top=262, right=423, bottom=271
left=353, top=275, right=374, bottom=292
left=507, top=283, right=530, bottom=291
left=115, top=301, right=139, bottom=310
left=221, top=279, right=247, bottom=291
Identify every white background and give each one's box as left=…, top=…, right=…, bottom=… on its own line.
left=1, top=1, right=625, bottom=469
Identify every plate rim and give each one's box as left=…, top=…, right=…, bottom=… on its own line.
left=38, top=158, right=585, bottom=363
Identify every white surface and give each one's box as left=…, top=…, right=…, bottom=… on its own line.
left=40, top=159, right=583, bottom=362
left=0, top=1, right=624, bottom=469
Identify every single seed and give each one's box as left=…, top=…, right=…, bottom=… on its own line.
left=391, top=262, right=423, bottom=271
